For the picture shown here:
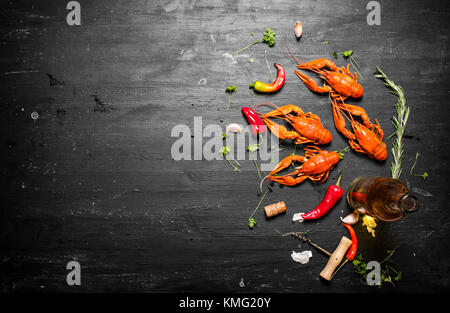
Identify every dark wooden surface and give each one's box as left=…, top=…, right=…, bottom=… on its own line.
left=1, top=0, right=450, bottom=293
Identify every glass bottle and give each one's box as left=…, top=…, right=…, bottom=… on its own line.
left=347, top=177, right=419, bottom=222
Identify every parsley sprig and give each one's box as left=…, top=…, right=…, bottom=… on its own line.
left=353, top=248, right=402, bottom=288
left=225, top=85, right=237, bottom=110
left=221, top=134, right=241, bottom=172
left=333, top=49, right=363, bottom=79
left=247, top=138, right=263, bottom=180
left=248, top=188, right=270, bottom=229
left=410, top=152, right=429, bottom=180
left=232, top=28, right=276, bottom=56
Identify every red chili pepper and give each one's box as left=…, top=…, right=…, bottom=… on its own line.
left=342, top=223, right=358, bottom=261
left=241, top=107, right=266, bottom=136
left=301, top=171, right=343, bottom=220
left=249, top=63, right=286, bottom=93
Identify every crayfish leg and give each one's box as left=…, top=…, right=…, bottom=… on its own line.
left=318, top=171, right=330, bottom=183
left=303, top=145, right=322, bottom=157
left=372, top=119, right=384, bottom=140
left=338, top=64, right=356, bottom=80
left=262, top=117, right=311, bottom=144
left=348, top=139, right=367, bottom=155
left=305, top=112, right=321, bottom=121
left=294, top=175, right=309, bottom=185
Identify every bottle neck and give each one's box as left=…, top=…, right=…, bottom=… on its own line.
left=399, top=193, right=419, bottom=213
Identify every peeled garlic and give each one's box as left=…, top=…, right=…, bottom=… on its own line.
left=356, top=207, right=368, bottom=214
left=291, top=250, right=312, bottom=264
left=226, top=123, right=243, bottom=134
left=292, top=212, right=304, bottom=223
left=340, top=211, right=359, bottom=225
left=294, top=21, right=303, bottom=38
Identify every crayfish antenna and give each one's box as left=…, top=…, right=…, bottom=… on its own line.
left=259, top=175, right=270, bottom=193
left=255, top=102, right=290, bottom=120
left=255, top=102, right=279, bottom=110
left=283, top=41, right=304, bottom=65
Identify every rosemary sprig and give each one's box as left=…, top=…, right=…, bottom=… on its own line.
left=375, top=66, right=410, bottom=179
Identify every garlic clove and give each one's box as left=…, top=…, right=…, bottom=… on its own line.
left=340, top=211, right=359, bottom=225
left=294, top=21, right=303, bottom=38
left=291, top=250, right=312, bottom=264
left=226, top=123, right=243, bottom=134
left=356, top=208, right=368, bottom=214
left=292, top=212, right=304, bottom=223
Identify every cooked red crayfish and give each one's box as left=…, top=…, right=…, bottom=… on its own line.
left=294, top=58, right=387, bottom=161
left=261, top=146, right=341, bottom=187
left=294, top=59, right=363, bottom=100
left=331, top=97, right=387, bottom=161
left=255, top=103, right=332, bottom=145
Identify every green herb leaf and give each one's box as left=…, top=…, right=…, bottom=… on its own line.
left=220, top=145, right=231, bottom=156
left=322, top=41, right=329, bottom=45
left=342, top=49, right=353, bottom=58
left=246, top=143, right=260, bottom=153
left=225, top=85, right=238, bottom=93
left=335, top=146, right=349, bottom=159
left=222, top=133, right=227, bottom=139
left=263, top=28, right=276, bottom=47
left=333, top=51, right=338, bottom=59
left=248, top=217, right=257, bottom=228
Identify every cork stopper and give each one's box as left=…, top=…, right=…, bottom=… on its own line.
left=264, top=201, right=287, bottom=218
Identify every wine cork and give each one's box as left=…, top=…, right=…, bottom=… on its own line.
left=264, top=201, right=287, bottom=218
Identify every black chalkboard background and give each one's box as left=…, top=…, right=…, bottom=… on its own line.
left=1, top=0, right=450, bottom=295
